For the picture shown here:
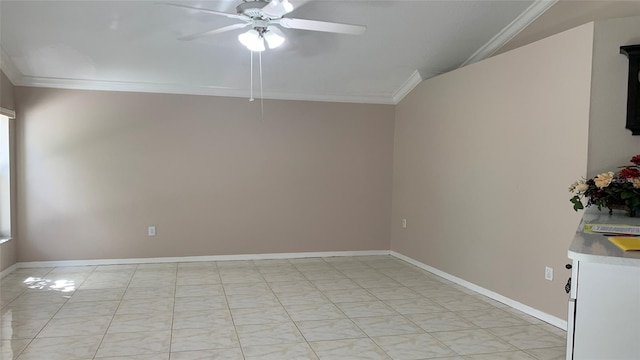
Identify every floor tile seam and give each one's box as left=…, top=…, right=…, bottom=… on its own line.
left=333, top=299, right=402, bottom=319
left=3, top=268, right=81, bottom=309
left=219, top=270, right=248, bottom=360
left=411, top=317, right=482, bottom=334
left=27, top=272, right=79, bottom=347
left=292, top=323, right=370, bottom=342
left=508, top=342, right=569, bottom=352
left=91, top=265, right=138, bottom=360
left=176, top=267, right=220, bottom=274
left=350, top=311, right=430, bottom=330
left=167, top=264, right=179, bottom=357
left=260, top=276, right=322, bottom=359
left=368, top=331, right=459, bottom=359
left=0, top=284, right=26, bottom=294
left=427, top=328, right=518, bottom=353
left=522, top=347, right=564, bottom=360
left=457, top=348, right=537, bottom=358
left=448, top=308, right=525, bottom=328
left=480, top=323, right=536, bottom=331
left=38, top=266, right=56, bottom=279
left=308, top=333, right=395, bottom=360
left=485, top=327, right=567, bottom=352
left=10, top=286, right=94, bottom=357
left=324, top=287, right=384, bottom=304
left=304, top=260, right=372, bottom=288
left=532, top=323, right=568, bottom=336
left=260, top=269, right=373, bottom=359
left=306, top=269, right=369, bottom=294
left=322, top=302, right=399, bottom=359
left=4, top=333, right=33, bottom=358
left=483, top=323, right=565, bottom=337
left=470, top=326, right=524, bottom=344
left=54, top=270, right=91, bottom=291
left=0, top=287, right=27, bottom=310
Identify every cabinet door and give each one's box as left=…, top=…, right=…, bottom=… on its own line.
left=573, top=262, right=640, bottom=359
left=566, top=298, right=576, bottom=360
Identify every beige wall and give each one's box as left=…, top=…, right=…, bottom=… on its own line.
left=1, top=70, right=17, bottom=272
left=15, top=88, right=394, bottom=262
left=587, top=16, right=640, bottom=175
left=391, top=23, right=594, bottom=319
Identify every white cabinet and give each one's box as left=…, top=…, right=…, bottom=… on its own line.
left=567, top=210, right=640, bottom=360
left=567, top=260, right=640, bottom=359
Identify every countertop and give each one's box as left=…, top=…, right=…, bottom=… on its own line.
left=568, top=207, right=640, bottom=266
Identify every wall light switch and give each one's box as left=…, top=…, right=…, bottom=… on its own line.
left=148, top=226, right=156, bottom=237
left=545, top=266, right=553, bottom=281
left=402, top=219, right=407, bottom=229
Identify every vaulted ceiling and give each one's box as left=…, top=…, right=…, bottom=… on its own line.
left=1, top=0, right=554, bottom=104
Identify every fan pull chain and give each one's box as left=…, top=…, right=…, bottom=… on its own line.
left=259, top=50, right=264, bottom=117
left=249, top=51, right=254, bottom=102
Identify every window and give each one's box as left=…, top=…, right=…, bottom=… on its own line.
left=0, top=112, right=12, bottom=238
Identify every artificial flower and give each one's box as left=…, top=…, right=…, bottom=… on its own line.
left=620, top=167, right=640, bottom=179
left=569, top=154, right=640, bottom=217
left=575, top=182, right=589, bottom=193
left=594, top=172, right=614, bottom=189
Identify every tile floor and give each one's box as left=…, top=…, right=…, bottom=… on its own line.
left=0, top=256, right=567, bottom=360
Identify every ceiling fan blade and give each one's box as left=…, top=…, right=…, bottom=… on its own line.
left=163, top=2, right=247, bottom=21
left=178, top=23, right=250, bottom=41
left=277, top=18, right=366, bottom=35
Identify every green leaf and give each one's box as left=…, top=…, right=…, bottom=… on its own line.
left=621, top=191, right=635, bottom=199
left=570, top=196, right=584, bottom=211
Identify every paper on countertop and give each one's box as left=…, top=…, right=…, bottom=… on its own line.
left=608, top=237, right=640, bottom=251
left=583, top=223, right=635, bottom=234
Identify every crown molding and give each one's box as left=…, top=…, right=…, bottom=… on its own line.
left=0, top=107, right=16, bottom=119
left=0, top=47, right=23, bottom=85
left=461, top=0, right=558, bottom=67
left=15, top=75, right=396, bottom=105
left=392, top=70, right=423, bottom=104
left=2, top=42, right=395, bottom=105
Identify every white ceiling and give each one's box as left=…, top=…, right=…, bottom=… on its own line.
left=0, top=0, right=554, bottom=104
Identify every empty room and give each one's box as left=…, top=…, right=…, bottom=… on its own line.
left=1, top=1, right=640, bottom=359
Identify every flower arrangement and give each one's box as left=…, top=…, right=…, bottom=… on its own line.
left=569, top=154, right=640, bottom=217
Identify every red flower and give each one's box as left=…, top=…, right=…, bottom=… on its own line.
left=631, top=155, right=640, bottom=166
left=620, top=167, right=640, bottom=179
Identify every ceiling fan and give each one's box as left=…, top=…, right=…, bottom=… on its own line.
left=166, top=0, right=367, bottom=52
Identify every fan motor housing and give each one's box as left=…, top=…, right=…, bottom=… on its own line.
left=237, top=0, right=269, bottom=18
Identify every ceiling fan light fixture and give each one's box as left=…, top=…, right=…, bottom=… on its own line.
left=264, top=27, right=285, bottom=49
left=238, top=29, right=265, bottom=52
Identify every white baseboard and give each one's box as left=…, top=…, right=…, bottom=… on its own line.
left=16, top=250, right=391, bottom=268
left=390, top=251, right=567, bottom=330
left=1, top=263, right=19, bottom=279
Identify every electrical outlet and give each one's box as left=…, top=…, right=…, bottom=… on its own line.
left=148, top=226, right=156, bottom=237
left=545, top=266, right=553, bottom=281
left=402, top=219, right=407, bottom=229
